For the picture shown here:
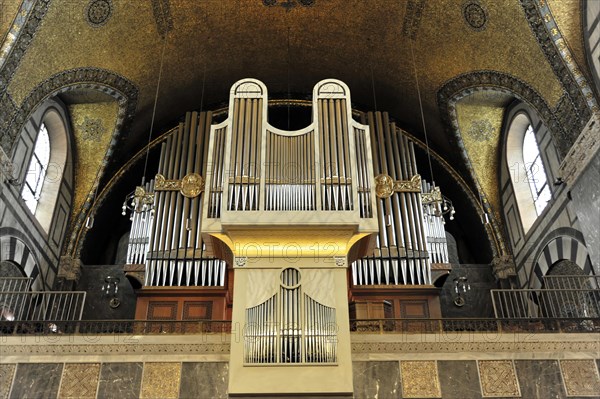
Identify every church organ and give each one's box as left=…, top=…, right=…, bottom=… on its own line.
left=125, top=78, right=450, bottom=396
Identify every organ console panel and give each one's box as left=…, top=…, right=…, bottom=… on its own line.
left=124, top=78, right=451, bottom=396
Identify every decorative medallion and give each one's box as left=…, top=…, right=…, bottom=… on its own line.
left=468, top=119, right=493, bottom=141
left=400, top=361, right=442, bottom=398
left=263, top=0, right=314, bottom=10
left=463, top=0, right=487, bottom=31
left=478, top=360, right=521, bottom=397
left=85, top=0, right=113, bottom=27
left=78, top=116, right=105, bottom=142
left=560, top=360, right=600, bottom=397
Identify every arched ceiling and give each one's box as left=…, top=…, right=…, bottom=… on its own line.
left=0, top=0, right=596, bottom=241
left=3, top=0, right=589, bottom=152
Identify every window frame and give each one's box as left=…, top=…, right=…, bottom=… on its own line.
left=505, top=111, right=553, bottom=233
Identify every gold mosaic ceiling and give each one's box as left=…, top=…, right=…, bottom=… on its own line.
left=0, top=0, right=590, bottom=173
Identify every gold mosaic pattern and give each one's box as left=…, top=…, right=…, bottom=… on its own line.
left=560, top=360, right=600, bottom=397
left=400, top=360, right=441, bottom=398
left=478, top=360, right=520, bottom=397
left=0, top=364, right=16, bottom=399
left=6, top=0, right=564, bottom=160
left=547, top=0, right=591, bottom=83
left=0, top=1, right=21, bottom=42
left=69, top=102, right=118, bottom=225
left=455, top=96, right=506, bottom=222
left=140, top=362, right=181, bottom=399
left=57, top=363, right=100, bottom=399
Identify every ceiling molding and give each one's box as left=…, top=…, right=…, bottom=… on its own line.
left=0, top=0, right=51, bottom=97
left=0, top=67, right=139, bottom=258
left=436, top=70, right=563, bottom=256
left=519, top=0, right=595, bottom=154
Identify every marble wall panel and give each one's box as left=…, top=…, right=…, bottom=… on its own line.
left=352, top=361, right=401, bottom=398
left=97, top=363, right=142, bottom=399
left=400, top=360, right=441, bottom=398
left=438, top=360, right=482, bottom=399
left=179, top=362, right=228, bottom=399
left=9, top=363, right=62, bottom=399
left=140, top=362, right=181, bottom=399
left=57, top=363, right=100, bottom=399
left=515, top=360, right=567, bottom=398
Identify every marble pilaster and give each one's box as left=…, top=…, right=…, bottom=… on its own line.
left=9, top=363, right=62, bottom=399
left=97, top=362, right=142, bottom=399
left=514, top=360, right=566, bottom=399
left=179, top=362, right=228, bottom=399
left=352, top=361, right=401, bottom=399
left=438, top=360, right=482, bottom=399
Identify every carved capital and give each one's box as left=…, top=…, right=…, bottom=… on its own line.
left=491, top=255, right=517, bottom=280
left=58, top=256, right=83, bottom=282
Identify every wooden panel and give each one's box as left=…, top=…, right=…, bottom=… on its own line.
left=183, top=301, right=212, bottom=320
left=399, top=300, right=430, bottom=318
left=147, top=301, right=178, bottom=320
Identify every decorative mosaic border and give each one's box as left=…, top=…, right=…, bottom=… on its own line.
left=0, top=68, right=139, bottom=260
left=352, top=340, right=600, bottom=353
left=519, top=0, right=596, bottom=152
left=1, top=343, right=231, bottom=356
left=436, top=71, right=554, bottom=256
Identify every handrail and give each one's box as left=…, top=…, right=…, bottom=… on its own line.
left=0, top=318, right=598, bottom=335
left=349, top=317, right=600, bottom=333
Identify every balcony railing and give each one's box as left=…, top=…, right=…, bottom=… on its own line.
left=0, top=319, right=232, bottom=335
left=1, top=318, right=599, bottom=336
left=349, top=318, right=600, bottom=333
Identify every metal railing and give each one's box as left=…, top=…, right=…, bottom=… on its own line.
left=491, top=288, right=600, bottom=318
left=0, top=277, right=32, bottom=292
left=0, top=291, right=86, bottom=321
left=349, top=318, right=600, bottom=333
left=543, top=275, right=600, bottom=290
left=1, top=318, right=598, bottom=336
left=0, top=319, right=232, bottom=335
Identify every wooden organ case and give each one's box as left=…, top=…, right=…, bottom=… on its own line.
left=124, top=78, right=451, bottom=397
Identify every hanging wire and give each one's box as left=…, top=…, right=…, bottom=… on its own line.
left=370, top=64, right=378, bottom=112
left=287, top=26, right=291, bottom=130
left=410, top=39, right=435, bottom=186
left=141, top=29, right=169, bottom=185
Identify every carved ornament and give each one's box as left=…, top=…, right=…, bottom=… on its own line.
left=375, top=174, right=421, bottom=198
left=421, top=186, right=442, bottom=205
left=155, top=173, right=205, bottom=198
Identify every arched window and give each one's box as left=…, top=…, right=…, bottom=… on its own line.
left=18, top=107, right=69, bottom=233
left=522, top=125, right=551, bottom=215
left=505, top=111, right=553, bottom=233
left=21, top=123, right=50, bottom=214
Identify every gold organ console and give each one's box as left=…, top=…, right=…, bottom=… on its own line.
left=125, top=78, right=450, bottom=396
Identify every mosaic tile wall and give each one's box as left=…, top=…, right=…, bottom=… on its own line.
left=1, top=359, right=598, bottom=398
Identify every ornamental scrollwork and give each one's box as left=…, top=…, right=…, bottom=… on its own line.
left=155, top=173, right=205, bottom=198
left=375, top=174, right=422, bottom=198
